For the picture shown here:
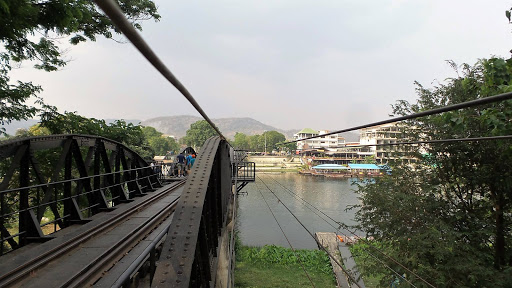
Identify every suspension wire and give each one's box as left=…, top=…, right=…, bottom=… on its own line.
left=93, top=0, right=226, bottom=140
left=283, top=91, right=512, bottom=144
left=364, top=247, right=418, bottom=288
left=257, top=176, right=363, bottom=288
left=263, top=174, right=427, bottom=288
left=336, top=135, right=512, bottom=148
left=254, top=181, right=317, bottom=288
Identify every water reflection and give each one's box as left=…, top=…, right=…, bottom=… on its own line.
left=236, top=173, right=363, bottom=249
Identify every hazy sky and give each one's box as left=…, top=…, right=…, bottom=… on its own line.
left=10, top=0, right=512, bottom=131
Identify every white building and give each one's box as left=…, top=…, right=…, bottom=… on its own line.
left=294, top=128, right=345, bottom=151
left=359, top=123, right=408, bottom=162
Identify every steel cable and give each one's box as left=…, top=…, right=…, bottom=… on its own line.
left=93, top=0, right=226, bottom=140
left=257, top=176, right=363, bottom=288
left=336, top=135, right=512, bottom=148
left=284, top=91, right=512, bottom=144
left=263, top=174, right=436, bottom=288
left=254, top=181, right=317, bottom=288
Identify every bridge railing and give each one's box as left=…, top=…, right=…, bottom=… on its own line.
left=153, top=136, right=233, bottom=287
left=0, top=134, right=160, bottom=255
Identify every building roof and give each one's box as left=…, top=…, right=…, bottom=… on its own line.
left=297, top=128, right=319, bottom=135
left=312, top=164, right=349, bottom=170
left=348, top=164, right=381, bottom=170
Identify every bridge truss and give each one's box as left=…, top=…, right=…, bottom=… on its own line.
left=0, top=135, right=255, bottom=287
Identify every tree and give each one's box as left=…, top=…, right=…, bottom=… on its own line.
left=278, top=141, right=297, bottom=154
left=141, top=126, right=162, bottom=139
left=183, top=120, right=217, bottom=150
left=233, top=132, right=249, bottom=150
left=352, top=58, right=512, bottom=287
left=0, top=0, right=160, bottom=134
left=248, top=135, right=262, bottom=152
left=40, top=110, right=153, bottom=159
left=262, top=131, right=286, bottom=152
left=142, top=126, right=179, bottom=155
left=148, top=136, right=178, bottom=156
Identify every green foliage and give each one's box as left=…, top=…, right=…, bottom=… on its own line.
left=248, top=134, right=262, bottom=152
left=142, top=126, right=179, bottom=155
left=361, top=155, right=376, bottom=164
left=39, top=110, right=153, bottom=160
left=262, top=130, right=286, bottom=152
left=278, top=141, right=297, bottom=153
left=182, top=120, right=217, bottom=149
left=235, top=245, right=336, bottom=288
left=233, top=132, right=249, bottom=150
left=353, top=58, right=512, bottom=287
left=0, top=0, right=159, bottom=133
left=237, top=245, right=332, bottom=274
left=238, top=131, right=288, bottom=152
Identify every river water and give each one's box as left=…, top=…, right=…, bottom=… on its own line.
left=236, top=173, right=363, bottom=249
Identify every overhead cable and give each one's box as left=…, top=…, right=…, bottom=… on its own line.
left=257, top=176, right=363, bottom=288
left=255, top=182, right=316, bottom=288
left=284, top=91, right=512, bottom=144
left=264, top=174, right=429, bottom=288
left=336, top=135, right=512, bottom=148
left=93, top=0, right=226, bottom=140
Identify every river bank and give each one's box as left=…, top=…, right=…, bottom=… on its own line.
left=235, top=244, right=336, bottom=288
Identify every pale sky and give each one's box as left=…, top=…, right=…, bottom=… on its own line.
left=10, top=0, right=512, bottom=131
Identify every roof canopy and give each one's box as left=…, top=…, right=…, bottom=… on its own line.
left=297, top=128, right=319, bottom=135
left=348, top=164, right=381, bottom=170
left=312, top=164, right=349, bottom=170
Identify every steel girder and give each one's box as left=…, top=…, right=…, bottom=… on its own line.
left=0, top=134, right=161, bottom=255
left=153, top=136, right=232, bottom=288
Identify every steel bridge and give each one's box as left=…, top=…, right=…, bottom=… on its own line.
left=0, top=134, right=255, bottom=287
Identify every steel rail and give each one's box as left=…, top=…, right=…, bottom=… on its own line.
left=92, top=0, right=226, bottom=140
left=0, top=180, right=185, bottom=287
left=110, top=224, right=171, bottom=287
left=284, top=90, right=512, bottom=144
left=63, top=189, right=181, bottom=287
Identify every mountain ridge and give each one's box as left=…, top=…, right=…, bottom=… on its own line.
left=141, top=115, right=359, bottom=141
left=3, top=116, right=360, bottom=142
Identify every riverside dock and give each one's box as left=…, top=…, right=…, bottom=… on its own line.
left=315, top=232, right=366, bottom=288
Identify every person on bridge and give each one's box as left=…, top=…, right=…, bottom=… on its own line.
left=190, top=154, right=196, bottom=169
left=186, top=153, right=193, bottom=170
left=177, top=152, right=186, bottom=177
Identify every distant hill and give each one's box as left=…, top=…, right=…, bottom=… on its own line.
left=141, top=115, right=298, bottom=139
left=2, top=119, right=39, bottom=135
left=2, top=116, right=360, bottom=142
left=141, top=115, right=359, bottom=141
left=2, top=119, right=141, bottom=136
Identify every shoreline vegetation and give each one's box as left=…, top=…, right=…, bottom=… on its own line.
left=234, top=244, right=336, bottom=288
left=234, top=242, right=381, bottom=288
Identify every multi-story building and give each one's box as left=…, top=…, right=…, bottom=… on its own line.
left=294, top=128, right=345, bottom=151
left=359, top=123, right=406, bottom=163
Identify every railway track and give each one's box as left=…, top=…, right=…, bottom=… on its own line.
left=0, top=180, right=185, bottom=287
